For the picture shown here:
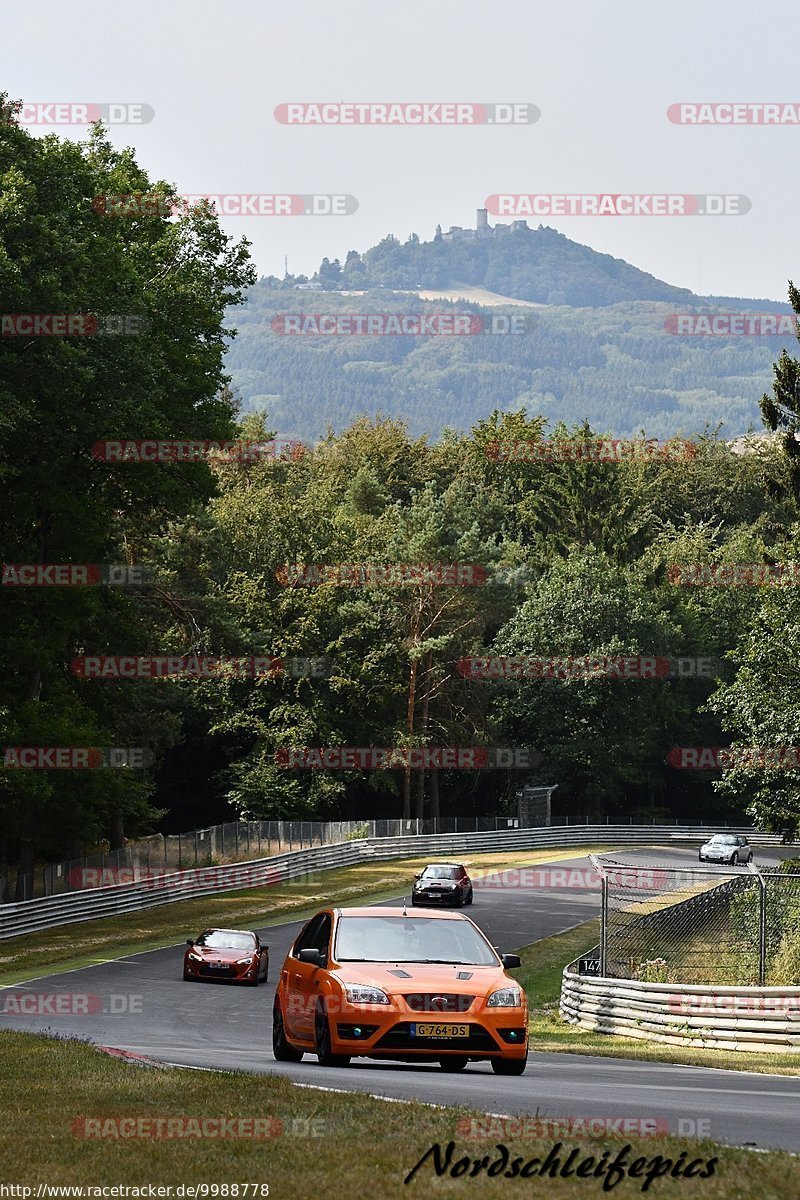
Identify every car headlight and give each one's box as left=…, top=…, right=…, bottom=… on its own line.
left=236, top=957, right=254, bottom=965
left=487, top=987, right=522, bottom=1007
left=343, top=984, right=390, bottom=1005
left=187, top=952, right=202, bottom=962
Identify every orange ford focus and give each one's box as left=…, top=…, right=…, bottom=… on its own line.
left=272, top=906, right=528, bottom=1074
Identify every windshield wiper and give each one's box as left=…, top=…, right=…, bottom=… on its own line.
left=338, top=957, right=478, bottom=965
left=401, top=958, right=470, bottom=965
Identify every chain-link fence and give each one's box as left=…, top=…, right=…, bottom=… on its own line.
left=4, top=815, right=528, bottom=900
left=2, top=815, right=765, bottom=903
left=592, top=857, right=800, bottom=986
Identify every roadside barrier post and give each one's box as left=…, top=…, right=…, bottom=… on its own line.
left=747, top=860, right=767, bottom=985
left=589, top=854, right=608, bottom=976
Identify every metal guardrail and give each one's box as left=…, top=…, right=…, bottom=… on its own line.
left=0, top=824, right=774, bottom=941
left=560, top=969, right=800, bottom=1052
left=10, top=812, right=756, bottom=901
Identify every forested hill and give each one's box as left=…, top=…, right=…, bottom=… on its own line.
left=258, top=221, right=781, bottom=310
left=225, top=221, right=794, bottom=443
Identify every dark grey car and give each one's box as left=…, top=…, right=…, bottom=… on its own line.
left=411, top=862, right=473, bottom=907
left=698, top=834, right=753, bottom=865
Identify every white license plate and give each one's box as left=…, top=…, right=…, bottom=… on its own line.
left=411, top=1023, right=468, bottom=1039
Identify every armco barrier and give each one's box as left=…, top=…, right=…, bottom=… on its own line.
left=559, top=969, right=800, bottom=1053
left=0, top=824, right=773, bottom=940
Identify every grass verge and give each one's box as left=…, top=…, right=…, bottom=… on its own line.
left=0, top=1029, right=797, bottom=1197
left=0, top=846, right=615, bottom=985
left=512, top=920, right=800, bottom=1076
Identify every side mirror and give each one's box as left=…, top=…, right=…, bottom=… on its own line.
left=297, top=948, right=323, bottom=966
left=414, top=872, right=422, bottom=880
left=501, top=953, right=521, bottom=969
left=186, top=938, right=195, bottom=946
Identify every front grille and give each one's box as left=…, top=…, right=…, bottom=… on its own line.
left=402, top=993, right=475, bottom=1013
left=375, top=1022, right=498, bottom=1051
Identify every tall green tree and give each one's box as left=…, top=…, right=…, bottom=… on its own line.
left=0, top=97, right=255, bottom=892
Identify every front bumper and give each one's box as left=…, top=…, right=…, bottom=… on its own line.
left=184, top=958, right=261, bottom=983
left=412, top=889, right=460, bottom=906
left=326, top=997, right=528, bottom=1060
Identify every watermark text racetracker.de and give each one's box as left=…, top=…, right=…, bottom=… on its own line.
left=486, top=438, right=697, bottom=462
left=668, top=563, right=800, bottom=586
left=456, top=1116, right=703, bottom=1140
left=91, top=193, right=357, bottom=217
left=2, top=747, right=153, bottom=769
left=668, top=746, right=800, bottom=770
left=270, top=313, right=537, bottom=336
left=665, top=313, right=797, bottom=336
left=470, top=865, right=678, bottom=892
left=0, top=992, right=142, bottom=1016
left=276, top=562, right=487, bottom=586
left=458, top=656, right=723, bottom=681
left=485, top=194, right=749, bottom=217
left=71, top=1115, right=323, bottom=1139
left=66, top=862, right=283, bottom=890
left=275, top=746, right=538, bottom=769
left=668, top=102, right=800, bottom=125
left=0, top=314, right=146, bottom=337
left=2, top=564, right=150, bottom=587
left=275, top=102, right=539, bottom=125
left=70, top=655, right=332, bottom=680
left=91, top=440, right=305, bottom=463
left=7, top=102, right=154, bottom=125
left=669, top=993, right=800, bottom=1017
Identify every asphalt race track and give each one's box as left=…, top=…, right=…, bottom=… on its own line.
left=3, top=845, right=799, bottom=1152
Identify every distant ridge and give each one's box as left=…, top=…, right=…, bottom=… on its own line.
left=262, top=209, right=790, bottom=311
left=229, top=217, right=796, bottom=443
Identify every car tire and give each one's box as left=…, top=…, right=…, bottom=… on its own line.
left=730, top=853, right=738, bottom=865
left=183, top=967, right=194, bottom=982
left=464, top=888, right=473, bottom=906
left=747, top=852, right=753, bottom=863
left=439, top=1057, right=469, bottom=1071
left=453, top=889, right=463, bottom=907
left=272, top=1002, right=304, bottom=1063
left=491, top=1057, right=527, bottom=1076
left=698, top=854, right=704, bottom=862
left=315, top=1004, right=351, bottom=1068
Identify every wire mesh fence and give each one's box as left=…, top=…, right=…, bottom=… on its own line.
left=595, top=857, right=800, bottom=985
left=1, top=814, right=766, bottom=903
left=3, top=815, right=528, bottom=900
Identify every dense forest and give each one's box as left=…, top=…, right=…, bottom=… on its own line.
left=4, top=99, right=800, bottom=894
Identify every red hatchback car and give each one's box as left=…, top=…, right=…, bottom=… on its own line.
left=183, top=928, right=269, bottom=986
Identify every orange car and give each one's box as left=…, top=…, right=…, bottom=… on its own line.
left=272, top=906, right=528, bottom=1074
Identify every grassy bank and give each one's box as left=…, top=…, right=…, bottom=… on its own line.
left=0, top=1030, right=796, bottom=1197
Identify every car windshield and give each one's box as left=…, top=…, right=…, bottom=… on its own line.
left=195, top=931, right=255, bottom=951
left=709, top=836, right=737, bottom=845
left=334, top=915, right=498, bottom=965
left=422, top=866, right=458, bottom=879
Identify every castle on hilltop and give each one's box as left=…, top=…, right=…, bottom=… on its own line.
left=436, top=208, right=529, bottom=242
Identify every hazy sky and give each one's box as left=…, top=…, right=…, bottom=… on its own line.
left=6, top=0, right=799, bottom=300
